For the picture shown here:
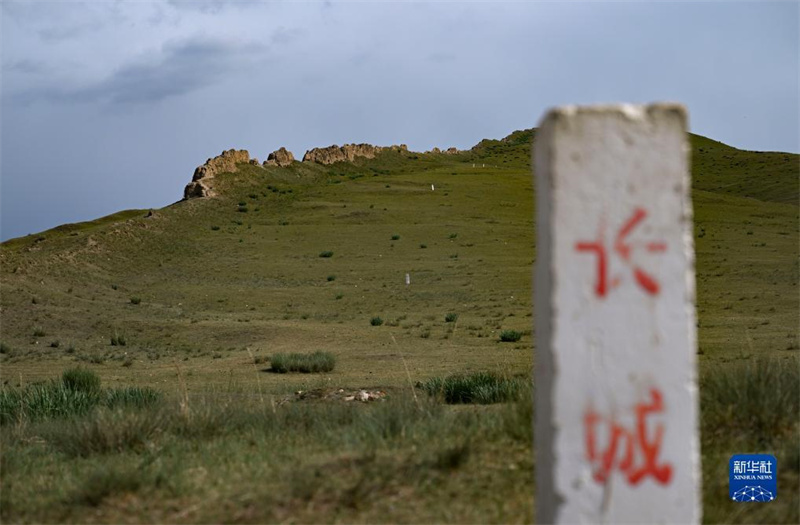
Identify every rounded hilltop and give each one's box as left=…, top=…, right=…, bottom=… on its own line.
left=181, top=130, right=536, bottom=200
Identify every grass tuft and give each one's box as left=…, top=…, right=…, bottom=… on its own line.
left=420, top=372, right=524, bottom=404
left=105, top=387, right=161, bottom=410
left=46, top=408, right=163, bottom=458
left=72, top=465, right=145, bottom=506
left=62, top=367, right=101, bottom=394
left=701, top=357, right=798, bottom=445
left=370, top=316, right=384, bottom=326
left=270, top=351, right=336, bottom=373
left=0, top=369, right=159, bottom=426
left=499, top=330, right=522, bottom=343
left=0, top=384, right=97, bottom=424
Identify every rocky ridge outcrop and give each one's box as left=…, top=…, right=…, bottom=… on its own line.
left=184, top=149, right=251, bottom=199
left=184, top=147, right=300, bottom=199
left=302, top=143, right=408, bottom=165
left=264, top=147, right=295, bottom=167
left=184, top=141, right=410, bottom=199
left=424, top=146, right=461, bottom=154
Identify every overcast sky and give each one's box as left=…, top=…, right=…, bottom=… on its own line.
left=1, top=0, right=797, bottom=241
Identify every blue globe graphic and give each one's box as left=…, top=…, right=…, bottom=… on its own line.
left=732, top=486, right=775, bottom=502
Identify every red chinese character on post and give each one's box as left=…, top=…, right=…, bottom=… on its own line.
left=575, top=207, right=667, bottom=297
left=584, top=388, right=673, bottom=486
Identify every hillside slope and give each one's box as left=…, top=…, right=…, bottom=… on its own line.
left=0, top=131, right=797, bottom=393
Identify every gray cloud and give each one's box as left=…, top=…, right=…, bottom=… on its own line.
left=38, top=20, right=99, bottom=42
left=3, top=59, right=48, bottom=74
left=166, top=0, right=263, bottom=14
left=427, top=53, right=456, bottom=64
left=166, top=0, right=229, bottom=14
left=270, top=26, right=302, bottom=46
left=14, top=36, right=267, bottom=106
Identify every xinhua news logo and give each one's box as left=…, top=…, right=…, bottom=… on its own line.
left=729, top=454, right=777, bottom=502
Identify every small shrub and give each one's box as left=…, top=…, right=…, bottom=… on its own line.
left=335, top=294, right=344, bottom=300
left=110, top=333, right=127, bottom=346
left=327, top=275, right=336, bottom=282
left=445, top=313, right=459, bottom=323
left=270, top=351, right=336, bottom=373
left=391, top=234, right=400, bottom=240
left=370, top=316, right=384, bottom=326
left=448, top=233, right=458, bottom=239
left=121, top=357, right=133, bottom=367
left=111, top=284, right=118, bottom=290
left=130, top=297, right=141, bottom=305
left=499, top=330, right=522, bottom=343
left=319, top=251, right=334, bottom=258
left=210, top=225, right=220, bottom=231
left=0, top=342, right=10, bottom=354
left=33, top=326, right=46, bottom=337
left=49, top=340, right=61, bottom=348
left=420, top=244, right=427, bottom=249
left=420, top=372, right=523, bottom=404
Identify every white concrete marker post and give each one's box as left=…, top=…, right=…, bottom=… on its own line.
left=534, top=104, right=700, bottom=524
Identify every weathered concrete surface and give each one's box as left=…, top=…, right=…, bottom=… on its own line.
left=534, top=104, right=700, bottom=524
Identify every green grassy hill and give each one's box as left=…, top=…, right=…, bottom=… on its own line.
left=1, top=130, right=795, bottom=385
left=1, top=130, right=797, bottom=523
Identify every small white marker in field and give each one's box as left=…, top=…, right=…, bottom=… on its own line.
left=431, top=184, right=435, bottom=191
left=405, top=273, right=411, bottom=286
left=534, top=104, right=700, bottom=524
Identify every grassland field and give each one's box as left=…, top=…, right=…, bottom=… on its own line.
left=0, top=129, right=797, bottom=523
